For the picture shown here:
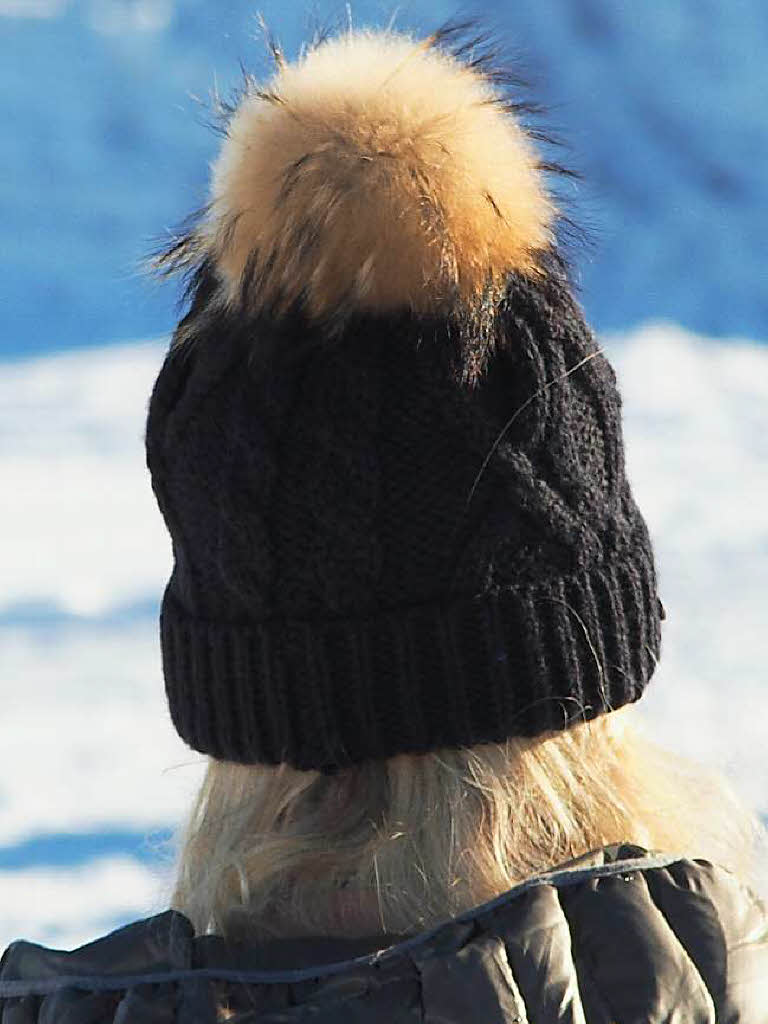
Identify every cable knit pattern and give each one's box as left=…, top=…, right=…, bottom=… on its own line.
left=146, top=262, right=662, bottom=769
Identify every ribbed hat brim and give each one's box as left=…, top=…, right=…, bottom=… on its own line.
left=161, top=555, right=661, bottom=771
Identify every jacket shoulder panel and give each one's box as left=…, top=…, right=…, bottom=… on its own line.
left=2, top=854, right=767, bottom=1023
left=0, top=911, right=193, bottom=986
left=556, top=865, right=717, bottom=1022
left=644, top=858, right=768, bottom=1021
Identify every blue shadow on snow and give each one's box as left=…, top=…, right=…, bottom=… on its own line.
left=0, top=828, right=173, bottom=871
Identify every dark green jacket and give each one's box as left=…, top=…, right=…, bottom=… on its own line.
left=2, top=845, right=767, bottom=1022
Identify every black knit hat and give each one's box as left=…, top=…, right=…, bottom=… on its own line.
left=146, top=27, right=662, bottom=771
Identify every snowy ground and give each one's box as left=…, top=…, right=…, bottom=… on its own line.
left=1, top=326, right=766, bottom=949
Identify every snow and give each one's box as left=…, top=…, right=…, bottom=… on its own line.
left=0, top=621, right=203, bottom=846
left=615, top=325, right=768, bottom=812
left=0, top=341, right=170, bottom=616
left=0, top=326, right=766, bottom=949
left=0, top=858, right=172, bottom=952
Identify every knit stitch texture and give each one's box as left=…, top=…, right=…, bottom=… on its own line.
left=146, top=261, right=662, bottom=770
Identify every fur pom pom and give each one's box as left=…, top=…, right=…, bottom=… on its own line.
left=166, top=27, right=559, bottom=321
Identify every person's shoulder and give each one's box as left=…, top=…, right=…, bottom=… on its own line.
left=478, top=843, right=768, bottom=1021
left=0, top=909, right=193, bottom=980
left=0, top=911, right=195, bottom=1021
left=2, top=849, right=767, bottom=1023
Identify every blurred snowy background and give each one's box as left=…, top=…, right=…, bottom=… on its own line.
left=1, top=0, right=766, bottom=948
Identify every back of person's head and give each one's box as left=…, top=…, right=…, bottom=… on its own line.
left=147, top=24, right=763, bottom=942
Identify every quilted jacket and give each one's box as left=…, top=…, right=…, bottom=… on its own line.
left=2, top=845, right=767, bottom=1023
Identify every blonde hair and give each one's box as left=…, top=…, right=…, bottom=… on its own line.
left=173, top=707, right=762, bottom=941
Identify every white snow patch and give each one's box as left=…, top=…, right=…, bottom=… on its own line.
left=606, top=324, right=768, bottom=813
left=0, top=857, right=171, bottom=950
left=0, top=341, right=171, bottom=616
left=0, top=621, right=204, bottom=845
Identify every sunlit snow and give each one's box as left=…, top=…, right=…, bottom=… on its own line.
left=1, top=325, right=766, bottom=949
